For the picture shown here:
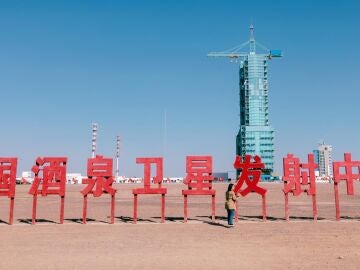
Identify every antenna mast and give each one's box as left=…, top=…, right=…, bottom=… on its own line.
left=249, top=24, right=255, bottom=54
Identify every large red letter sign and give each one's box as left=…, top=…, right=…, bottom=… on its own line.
left=182, top=156, right=216, bottom=222
left=233, top=155, right=267, bottom=221
left=333, top=153, right=360, bottom=220
left=283, top=153, right=318, bottom=221
left=81, top=155, right=116, bottom=224
left=29, top=157, right=67, bottom=224
left=0, top=158, right=17, bottom=225
left=132, top=157, right=167, bottom=224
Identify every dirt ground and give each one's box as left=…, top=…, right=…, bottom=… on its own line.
left=1, top=182, right=360, bottom=269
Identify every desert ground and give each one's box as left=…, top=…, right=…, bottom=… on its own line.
left=1, top=182, right=360, bottom=269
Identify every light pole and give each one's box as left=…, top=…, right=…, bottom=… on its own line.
left=116, top=135, right=120, bottom=182
left=91, top=123, right=98, bottom=158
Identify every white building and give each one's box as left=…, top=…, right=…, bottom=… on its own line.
left=66, top=173, right=83, bottom=184
left=315, top=142, right=333, bottom=178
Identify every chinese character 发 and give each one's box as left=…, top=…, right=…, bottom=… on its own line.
left=233, top=155, right=266, bottom=196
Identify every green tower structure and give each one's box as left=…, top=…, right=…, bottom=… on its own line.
left=208, top=25, right=282, bottom=180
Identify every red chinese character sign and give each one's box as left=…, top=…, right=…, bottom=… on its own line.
left=81, top=155, right=116, bottom=224
left=282, top=154, right=318, bottom=221
left=0, top=158, right=17, bottom=225
left=182, top=156, right=216, bottom=222
left=333, top=153, right=360, bottom=220
left=233, top=155, right=267, bottom=221
left=29, top=157, right=67, bottom=224
left=132, top=157, right=167, bottom=224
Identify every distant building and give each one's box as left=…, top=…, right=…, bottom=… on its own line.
left=313, top=142, right=333, bottom=178
left=66, top=173, right=83, bottom=184
left=212, top=172, right=229, bottom=182
left=20, top=171, right=84, bottom=184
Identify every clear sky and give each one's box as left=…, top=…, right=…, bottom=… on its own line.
left=0, top=0, right=359, bottom=177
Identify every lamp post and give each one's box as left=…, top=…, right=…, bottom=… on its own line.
left=91, top=123, right=98, bottom=158
left=116, top=135, right=120, bottom=182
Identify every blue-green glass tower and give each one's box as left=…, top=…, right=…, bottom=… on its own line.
left=209, top=25, right=282, bottom=179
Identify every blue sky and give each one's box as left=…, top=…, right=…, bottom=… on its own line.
left=0, top=0, right=359, bottom=177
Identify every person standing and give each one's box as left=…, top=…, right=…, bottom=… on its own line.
left=225, top=183, right=237, bottom=227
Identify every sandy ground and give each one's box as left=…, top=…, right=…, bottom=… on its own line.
left=1, top=182, right=360, bottom=269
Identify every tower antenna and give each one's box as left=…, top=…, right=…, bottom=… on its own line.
left=249, top=24, right=255, bottom=54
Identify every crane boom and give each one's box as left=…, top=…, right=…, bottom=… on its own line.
left=207, top=25, right=282, bottom=60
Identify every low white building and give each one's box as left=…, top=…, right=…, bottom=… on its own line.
left=66, top=173, right=83, bottom=184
